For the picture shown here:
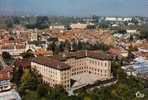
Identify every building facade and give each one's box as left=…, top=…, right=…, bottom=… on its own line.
left=0, top=68, right=12, bottom=92
left=70, top=23, right=88, bottom=29
left=65, top=51, right=112, bottom=80
left=31, top=50, right=112, bottom=91
left=31, top=57, right=71, bottom=91
left=30, top=32, right=38, bottom=41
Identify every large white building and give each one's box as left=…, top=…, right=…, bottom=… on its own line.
left=65, top=51, right=112, bottom=80
left=0, top=43, right=26, bottom=56
left=31, top=50, right=112, bottom=91
left=31, top=57, right=71, bottom=91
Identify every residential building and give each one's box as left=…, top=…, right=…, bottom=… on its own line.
left=0, top=67, right=12, bottom=92
left=108, top=48, right=129, bottom=58
left=34, top=48, right=53, bottom=57
left=0, top=43, right=26, bottom=56
left=50, top=25, right=65, bottom=30
left=70, top=23, right=88, bottom=29
left=26, top=41, right=48, bottom=51
left=30, top=32, right=38, bottom=41
left=122, top=57, right=148, bottom=77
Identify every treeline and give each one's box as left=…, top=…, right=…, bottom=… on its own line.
left=47, top=39, right=111, bottom=55
left=1, top=16, right=97, bottom=29
left=4, top=16, right=50, bottom=29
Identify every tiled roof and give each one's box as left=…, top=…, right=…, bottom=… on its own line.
left=0, top=67, right=12, bottom=81
left=16, top=44, right=26, bottom=49
left=32, top=57, right=71, bottom=70
left=1, top=45, right=14, bottom=49
left=64, top=50, right=111, bottom=60
left=108, top=48, right=127, bottom=56
left=14, top=59, right=31, bottom=69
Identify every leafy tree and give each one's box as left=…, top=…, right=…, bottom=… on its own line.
left=117, top=29, right=127, bottom=34
left=21, top=50, right=35, bottom=59
left=2, top=51, right=13, bottom=65
left=2, top=51, right=12, bottom=60
left=11, top=66, right=23, bottom=86
left=22, top=91, right=39, bottom=100
left=25, top=24, right=36, bottom=29
left=19, top=69, right=40, bottom=95
left=37, top=84, right=48, bottom=97
left=13, top=17, right=21, bottom=24
left=99, top=21, right=109, bottom=28
left=19, top=69, right=32, bottom=94
left=36, top=16, right=49, bottom=29
left=6, top=19, right=14, bottom=28
left=87, top=25, right=96, bottom=29
left=84, top=96, right=92, bottom=100
left=111, top=61, right=121, bottom=77
left=140, top=31, right=148, bottom=40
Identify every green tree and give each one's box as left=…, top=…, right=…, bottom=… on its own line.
left=6, top=19, right=14, bottom=28
left=140, top=31, right=148, bottom=40
left=37, top=84, right=48, bottom=97
left=19, top=69, right=40, bottom=95
left=21, top=50, right=34, bottom=59
left=22, top=90, right=39, bottom=100
left=12, top=66, right=23, bottom=86
left=36, top=16, right=49, bottom=29
left=2, top=51, right=12, bottom=60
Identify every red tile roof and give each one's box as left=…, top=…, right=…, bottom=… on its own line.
left=0, top=67, right=12, bottom=81
left=108, top=48, right=121, bottom=55
left=16, top=44, right=26, bottom=49
left=32, top=57, right=71, bottom=71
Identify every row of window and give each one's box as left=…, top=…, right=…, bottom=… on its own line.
left=72, top=70, right=109, bottom=76
left=35, top=65, right=59, bottom=75
left=72, top=66, right=109, bottom=73
left=43, top=78, right=70, bottom=89
left=68, top=60, right=110, bottom=69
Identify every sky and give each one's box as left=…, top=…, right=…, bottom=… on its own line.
left=0, top=0, right=148, bottom=16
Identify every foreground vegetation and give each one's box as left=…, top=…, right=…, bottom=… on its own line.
left=11, top=58, right=148, bottom=100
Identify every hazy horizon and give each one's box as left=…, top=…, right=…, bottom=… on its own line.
left=0, top=0, right=148, bottom=17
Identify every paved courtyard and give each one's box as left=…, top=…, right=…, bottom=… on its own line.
left=71, top=73, right=104, bottom=89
